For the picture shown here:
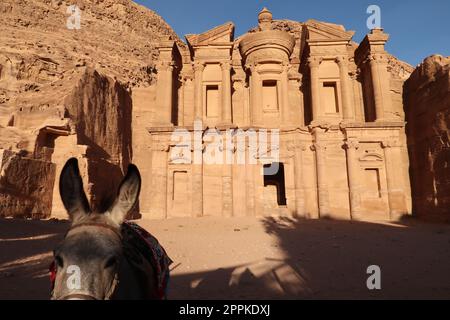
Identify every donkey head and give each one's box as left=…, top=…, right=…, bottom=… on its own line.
left=52, top=158, right=141, bottom=300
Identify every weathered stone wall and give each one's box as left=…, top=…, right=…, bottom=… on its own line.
left=0, top=149, right=55, bottom=218
left=404, top=55, right=450, bottom=221
left=1, top=68, right=134, bottom=219
left=66, top=67, right=132, bottom=171
left=0, top=0, right=180, bottom=218
left=53, top=68, right=133, bottom=215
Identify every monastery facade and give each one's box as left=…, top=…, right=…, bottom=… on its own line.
left=132, top=8, right=414, bottom=221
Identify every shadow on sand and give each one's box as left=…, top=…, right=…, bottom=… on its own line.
left=169, top=216, right=450, bottom=299
left=1, top=216, right=450, bottom=299
left=0, top=218, right=69, bottom=299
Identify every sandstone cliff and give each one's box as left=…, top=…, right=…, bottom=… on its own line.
left=404, top=55, right=450, bottom=221
left=0, top=0, right=181, bottom=218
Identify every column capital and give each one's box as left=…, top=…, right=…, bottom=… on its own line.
left=287, top=140, right=307, bottom=152
left=309, top=122, right=332, bottom=132
left=157, top=61, right=174, bottom=72
left=245, top=63, right=258, bottom=73
left=220, top=60, right=231, bottom=71
left=282, top=62, right=290, bottom=72
left=179, top=72, right=193, bottom=83
left=311, top=142, right=327, bottom=152
left=308, top=56, right=322, bottom=68
left=193, top=61, right=205, bottom=72
left=344, top=139, right=360, bottom=150
left=335, top=55, right=349, bottom=66
left=232, top=80, right=243, bottom=90
left=366, top=53, right=389, bottom=65
left=349, top=70, right=359, bottom=80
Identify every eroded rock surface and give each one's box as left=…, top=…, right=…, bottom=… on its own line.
left=404, top=55, right=450, bottom=221
left=0, top=0, right=180, bottom=218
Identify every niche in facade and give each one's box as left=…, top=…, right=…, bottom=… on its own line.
left=173, top=170, right=189, bottom=201
left=202, top=63, right=222, bottom=122
left=363, top=168, right=382, bottom=198
left=206, top=85, right=220, bottom=118
left=322, top=82, right=339, bottom=114
left=319, top=60, right=341, bottom=116
left=262, top=80, right=279, bottom=112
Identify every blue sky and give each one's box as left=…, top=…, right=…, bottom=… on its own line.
left=135, top=0, right=450, bottom=67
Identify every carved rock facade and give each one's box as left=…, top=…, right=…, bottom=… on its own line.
left=134, top=8, right=414, bottom=221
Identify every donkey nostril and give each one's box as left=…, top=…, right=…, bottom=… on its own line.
left=104, top=256, right=117, bottom=269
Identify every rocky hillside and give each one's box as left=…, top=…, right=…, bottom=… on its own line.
left=0, top=0, right=181, bottom=218
left=0, top=0, right=180, bottom=153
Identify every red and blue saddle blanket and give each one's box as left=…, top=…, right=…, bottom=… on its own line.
left=121, top=221, right=172, bottom=299
left=49, top=221, right=172, bottom=300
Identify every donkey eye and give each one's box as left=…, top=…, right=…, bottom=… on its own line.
left=104, top=256, right=117, bottom=269
left=55, top=255, right=64, bottom=268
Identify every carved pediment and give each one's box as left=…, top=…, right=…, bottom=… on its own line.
left=304, top=19, right=354, bottom=42
left=186, top=22, right=235, bottom=47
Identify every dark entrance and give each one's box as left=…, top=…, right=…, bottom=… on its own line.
left=263, top=162, right=287, bottom=206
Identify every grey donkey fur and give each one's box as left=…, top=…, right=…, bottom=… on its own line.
left=52, top=158, right=157, bottom=300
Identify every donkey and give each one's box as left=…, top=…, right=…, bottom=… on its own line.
left=51, top=158, right=162, bottom=300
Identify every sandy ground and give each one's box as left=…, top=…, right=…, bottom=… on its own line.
left=1, top=216, right=450, bottom=299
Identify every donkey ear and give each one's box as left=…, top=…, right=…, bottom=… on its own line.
left=108, top=164, right=141, bottom=225
left=59, top=158, right=90, bottom=222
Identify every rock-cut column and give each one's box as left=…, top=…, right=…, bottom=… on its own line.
left=155, top=61, right=174, bottom=125
left=178, top=75, right=186, bottom=127
left=194, top=62, right=205, bottom=121
left=308, top=57, right=322, bottom=122
left=192, top=132, right=204, bottom=218
left=281, top=63, right=290, bottom=125
left=344, top=139, right=361, bottom=219
left=336, top=56, right=354, bottom=122
left=368, top=54, right=392, bottom=122
left=311, top=140, right=330, bottom=217
left=248, top=64, right=262, bottom=126
left=382, top=140, right=407, bottom=220
left=289, top=141, right=306, bottom=216
left=150, top=141, right=169, bottom=218
left=222, top=151, right=233, bottom=217
left=221, top=61, right=232, bottom=125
